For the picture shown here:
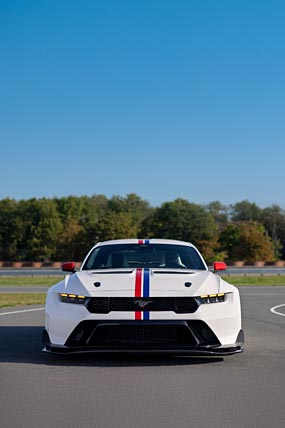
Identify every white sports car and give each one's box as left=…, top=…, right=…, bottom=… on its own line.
left=43, top=239, right=244, bottom=355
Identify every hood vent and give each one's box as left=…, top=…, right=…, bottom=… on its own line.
left=91, top=270, right=134, bottom=274
left=152, top=270, right=194, bottom=275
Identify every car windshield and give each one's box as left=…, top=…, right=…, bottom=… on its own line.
left=82, top=244, right=206, bottom=270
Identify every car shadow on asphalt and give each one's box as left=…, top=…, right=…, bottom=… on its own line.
left=0, top=326, right=224, bottom=366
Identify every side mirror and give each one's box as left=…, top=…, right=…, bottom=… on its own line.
left=62, top=262, right=76, bottom=273
left=213, top=261, right=227, bottom=272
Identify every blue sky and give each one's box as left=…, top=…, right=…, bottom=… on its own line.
left=1, top=0, right=284, bottom=207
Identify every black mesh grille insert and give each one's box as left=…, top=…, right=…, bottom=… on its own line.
left=86, top=297, right=199, bottom=314
left=88, top=324, right=197, bottom=347
left=65, top=320, right=221, bottom=348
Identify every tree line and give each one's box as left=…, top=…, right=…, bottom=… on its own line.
left=0, top=194, right=284, bottom=263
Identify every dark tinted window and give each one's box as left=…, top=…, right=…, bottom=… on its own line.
left=82, top=244, right=206, bottom=270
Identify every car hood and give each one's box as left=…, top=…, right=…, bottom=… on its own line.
left=54, top=268, right=222, bottom=297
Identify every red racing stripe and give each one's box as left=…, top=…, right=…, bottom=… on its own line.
left=135, top=268, right=142, bottom=320
left=138, top=239, right=144, bottom=245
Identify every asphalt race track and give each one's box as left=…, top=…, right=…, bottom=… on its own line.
left=0, top=287, right=284, bottom=428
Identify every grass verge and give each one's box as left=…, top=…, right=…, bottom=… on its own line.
left=0, top=276, right=63, bottom=286
left=222, top=275, right=285, bottom=286
left=0, top=293, right=46, bottom=308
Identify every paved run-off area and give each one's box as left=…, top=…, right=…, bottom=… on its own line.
left=0, top=287, right=284, bottom=428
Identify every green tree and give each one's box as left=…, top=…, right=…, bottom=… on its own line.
left=0, top=198, right=24, bottom=260
left=219, top=222, right=275, bottom=262
left=24, top=198, right=63, bottom=260
left=261, top=205, right=285, bottom=259
left=95, top=212, right=138, bottom=241
left=108, top=194, right=152, bottom=224
left=143, top=198, right=218, bottom=244
left=231, top=200, right=262, bottom=222
left=206, top=201, right=229, bottom=229
left=55, top=218, right=82, bottom=260
left=55, top=195, right=110, bottom=259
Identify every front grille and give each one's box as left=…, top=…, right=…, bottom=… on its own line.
left=90, top=324, right=193, bottom=346
left=65, top=320, right=221, bottom=349
left=86, top=297, right=199, bottom=314
left=65, top=320, right=216, bottom=349
left=91, top=325, right=196, bottom=346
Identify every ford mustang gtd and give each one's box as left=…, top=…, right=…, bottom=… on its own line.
left=43, top=239, right=244, bottom=355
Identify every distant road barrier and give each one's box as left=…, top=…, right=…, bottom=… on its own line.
left=0, top=267, right=285, bottom=277
left=223, top=267, right=285, bottom=276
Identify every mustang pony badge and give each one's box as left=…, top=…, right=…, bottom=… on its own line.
left=134, top=299, right=153, bottom=309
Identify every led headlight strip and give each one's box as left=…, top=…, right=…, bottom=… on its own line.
left=199, top=293, right=225, bottom=304
left=59, top=293, right=86, bottom=304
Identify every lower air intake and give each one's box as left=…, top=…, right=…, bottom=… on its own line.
left=65, top=320, right=220, bottom=348
left=88, top=324, right=196, bottom=346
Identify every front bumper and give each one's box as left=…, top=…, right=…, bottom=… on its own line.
left=42, top=321, right=244, bottom=356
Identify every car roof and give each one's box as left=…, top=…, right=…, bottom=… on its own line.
left=95, top=239, right=195, bottom=247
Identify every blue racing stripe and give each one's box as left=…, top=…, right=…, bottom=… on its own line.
left=144, top=239, right=150, bottom=245
left=143, top=268, right=150, bottom=320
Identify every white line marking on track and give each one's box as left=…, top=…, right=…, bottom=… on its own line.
left=0, top=307, right=45, bottom=316
left=270, top=304, right=285, bottom=317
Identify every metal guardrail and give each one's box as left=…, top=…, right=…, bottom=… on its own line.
left=1, top=267, right=285, bottom=277
left=223, top=268, right=285, bottom=276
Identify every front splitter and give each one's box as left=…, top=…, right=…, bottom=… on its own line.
left=42, top=344, right=243, bottom=356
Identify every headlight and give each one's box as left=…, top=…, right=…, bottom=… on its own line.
left=59, top=293, right=87, bottom=304
left=198, top=293, right=226, bottom=304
